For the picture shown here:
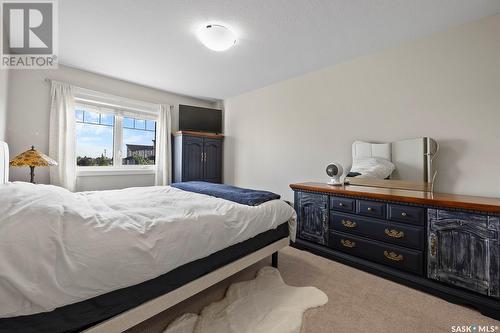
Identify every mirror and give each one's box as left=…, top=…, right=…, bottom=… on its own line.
left=346, top=137, right=438, bottom=192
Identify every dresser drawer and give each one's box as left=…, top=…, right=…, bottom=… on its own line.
left=331, top=231, right=423, bottom=275
left=330, top=212, right=424, bottom=250
left=388, top=204, right=425, bottom=226
left=357, top=200, right=386, bottom=219
left=330, top=197, right=355, bottom=213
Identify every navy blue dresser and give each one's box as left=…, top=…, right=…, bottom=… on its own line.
left=291, top=182, right=500, bottom=319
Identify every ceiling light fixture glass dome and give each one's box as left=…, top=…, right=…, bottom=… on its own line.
left=197, top=24, right=237, bottom=51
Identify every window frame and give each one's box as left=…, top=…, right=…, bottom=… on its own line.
left=75, top=102, right=157, bottom=176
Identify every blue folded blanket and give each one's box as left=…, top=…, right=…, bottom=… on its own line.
left=171, top=181, right=281, bottom=206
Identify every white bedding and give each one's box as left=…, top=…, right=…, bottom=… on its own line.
left=0, top=182, right=295, bottom=318
left=350, top=157, right=395, bottom=179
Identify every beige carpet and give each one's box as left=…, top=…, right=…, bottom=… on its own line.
left=126, top=246, right=500, bottom=333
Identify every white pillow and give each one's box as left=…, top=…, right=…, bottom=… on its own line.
left=350, top=157, right=395, bottom=180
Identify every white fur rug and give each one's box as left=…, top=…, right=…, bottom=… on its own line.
left=163, top=266, right=328, bottom=333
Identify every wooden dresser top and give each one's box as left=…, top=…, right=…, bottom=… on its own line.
left=173, top=131, right=224, bottom=139
left=290, top=182, right=500, bottom=214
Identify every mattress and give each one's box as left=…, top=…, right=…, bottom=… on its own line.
left=0, top=222, right=289, bottom=333
left=0, top=183, right=295, bottom=318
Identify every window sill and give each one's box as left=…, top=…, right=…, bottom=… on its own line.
left=77, top=167, right=155, bottom=177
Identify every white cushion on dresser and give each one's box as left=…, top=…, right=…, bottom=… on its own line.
left=352, top=140, right=392, bottom=161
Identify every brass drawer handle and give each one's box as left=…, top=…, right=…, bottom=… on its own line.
left=401, top=212, right=407, bottom=217
left=384, top=250, right=404, bottom=262
left=384, top=228, right=405, bottom=239
left=340, top=239, right=356, bottom=248
left=341, top=219, right=357, bottom=228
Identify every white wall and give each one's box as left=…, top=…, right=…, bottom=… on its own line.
left=0, top=70, right=8, bottom=141
left=77, top=173, right=156, bottom=192
left=224, top=14, right=500, bottom=201
left=6, top=65, right=215, bottom=189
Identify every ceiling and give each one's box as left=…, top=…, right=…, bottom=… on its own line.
left=59, top=0, right=500, bottom=100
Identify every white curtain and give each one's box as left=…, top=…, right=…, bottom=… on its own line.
left=49, top=82, right=77, bottom=191
left=155, top=104, right=172, bottom=186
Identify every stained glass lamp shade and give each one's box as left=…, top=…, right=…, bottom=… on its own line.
left=9, top=146, right=58, bottom=183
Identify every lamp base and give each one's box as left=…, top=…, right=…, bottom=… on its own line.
left=30, top=166, right=35, bottom=184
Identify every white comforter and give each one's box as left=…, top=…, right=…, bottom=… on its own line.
left=0, top=182, right=295, bottom=318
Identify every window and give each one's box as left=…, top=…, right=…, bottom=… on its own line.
left=75, top=105, right=157, bottom=168
left=123, top=117, right=156, bottom=165
left=76, top=108, right=114, bottom=166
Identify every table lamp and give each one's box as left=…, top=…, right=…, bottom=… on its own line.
left=9, top=146, right=58, bottom=183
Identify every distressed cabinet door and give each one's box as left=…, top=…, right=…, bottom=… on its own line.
left=428, top=209, right=500, bottom=298
left=182, top=136, right=204, bottom=181
left=295, top=192, right=329, bottom=245
left=203, top=138, right=222, bottom=183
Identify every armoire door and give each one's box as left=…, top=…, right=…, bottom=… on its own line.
left=428, top=209, right=500, bottom=298
left=182, top=136, right=204, bottom=181
left=295, top=192, right=329, bottom=245
left=203, top=138, right=222, bottom=183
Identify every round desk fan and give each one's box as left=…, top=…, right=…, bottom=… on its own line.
left=326, top=162, right=344, bottom=186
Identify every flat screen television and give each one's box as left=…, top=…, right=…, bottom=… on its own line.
left=179, top=105, right=222, bottom=133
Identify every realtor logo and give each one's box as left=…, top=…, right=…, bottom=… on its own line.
left=1, top=0, right=58, bottom=69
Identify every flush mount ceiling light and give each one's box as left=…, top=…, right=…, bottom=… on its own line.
left=197, top=24, right=237, bottom=51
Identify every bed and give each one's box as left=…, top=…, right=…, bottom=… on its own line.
left=0, top=141, right=296, bottom=333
